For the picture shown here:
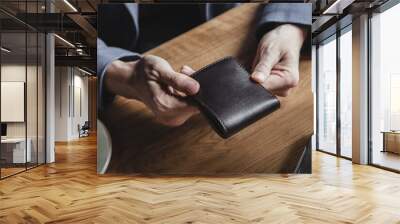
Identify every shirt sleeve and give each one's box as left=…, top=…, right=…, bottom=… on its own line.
left=256, top=3, right=312, bottom=40
left=97, top=38, right=141, bottom=113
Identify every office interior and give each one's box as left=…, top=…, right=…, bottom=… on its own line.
left=0, top=0, right=400, bottom=222
left=0, top=0, right=97, bottom=179
left=312, top=0, right=400, bottom=172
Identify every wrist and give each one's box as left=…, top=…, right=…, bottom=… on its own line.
left=104, top=59, right=139, bottom=100
left=280, top=24, right=306, bottom=47
left=268, top=24, right=306, bottom=51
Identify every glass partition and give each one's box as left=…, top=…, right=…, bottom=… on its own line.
left=317, top=36, right=337, bottom=155
left=0, top=1, right=46, bottom=179
left=370, top=3, right=400, bottom=171
left=339, top=28, right=352, bottom=158
left=1, top=31, right=28, bottom=178
left=27, top=30, right=38, bottom=169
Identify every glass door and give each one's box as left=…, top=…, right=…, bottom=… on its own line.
left=370, top=2, right=400, bottom=171
left=339, top=27, right=352, bottom=158
left=316, top=23, right=353, bottom=159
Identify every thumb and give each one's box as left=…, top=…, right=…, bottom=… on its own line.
left=251, top=51, right=280, bottom=83
left=159, top=69, right=200, bottom=96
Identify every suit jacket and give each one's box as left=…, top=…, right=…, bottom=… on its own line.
left=97, top=3, right=311, bottom=111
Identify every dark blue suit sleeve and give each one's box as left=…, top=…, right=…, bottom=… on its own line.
left=97, top=38, right=141, bottom=112
left=256, top=3, right=312, bottom=39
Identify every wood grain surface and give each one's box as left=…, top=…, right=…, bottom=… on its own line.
left=101, top=4, right=313, bottom=174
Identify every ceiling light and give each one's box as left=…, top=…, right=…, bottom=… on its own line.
left=63, top=0, right=78, bottom=12
left=1, top=47, right=11, bottom=53
left=78, top=67, right=93, bottom=76
left=76, top=48, right=86, bottom=55
left=54, top=34, right=75, bottom=48
left=323, top=0, right=355, bottom=15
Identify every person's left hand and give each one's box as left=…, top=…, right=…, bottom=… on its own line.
left=251, top=24, right=306, bottom=97
left=181, top=24, right=306, bottom=97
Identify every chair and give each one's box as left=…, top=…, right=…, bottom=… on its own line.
left=78, top=121, right=90, bottom=138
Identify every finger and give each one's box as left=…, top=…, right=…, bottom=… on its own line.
left=166, top=84, right=186, bottom=97
left=159, top=70, right=200, bottom=96
left=167, top=86, right=178, bottom=96
left=251, top=50, right=280, bottom=83
left=181, top=65, right=196, bottom=76
left=164, top=94, right=197, bottom=111
left=154, top=96, right=199, bottom=126
left=273, top=89, right=290, bottom=97
left=260, top=69, right=298, bottom=96
left=156, top=89, right=198, bottom=111
left=168, top=106, right=199, bottom=126
left=156, top=107, right=198, bottom=127
left=170, top=88, right=189, bottom=97
left=170, top=65, right=197, bottom=97
left=251, top=46, right=261, bottom=71
left=177, top=66, right=197, bottom=97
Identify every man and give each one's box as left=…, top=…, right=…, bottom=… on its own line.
left=97, top=3, right=311, bottom=126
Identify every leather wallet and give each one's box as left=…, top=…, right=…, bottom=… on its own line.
left=190, top=57, right=280, bottom=138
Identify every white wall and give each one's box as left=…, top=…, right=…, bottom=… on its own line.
left=72, top=73, right=89, bottom=138
left=1, top=65, right=35, bottom=137
left=1, top=65, right=26, bottom=138
left=54, top=67, right=89, bottom=141
left=55, top=66, right=70, bottom=141
left=1, top=82, right=25, bottom=122
left=1, top=63, right=46, bottom=164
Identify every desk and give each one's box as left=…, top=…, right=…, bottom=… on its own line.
left=382, top=131, right=400, bottom=154
left=1, top=138, right=31, bottom=164
left=101, top=4, right=313, bottom=174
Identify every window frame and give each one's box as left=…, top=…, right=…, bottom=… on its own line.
left=315, top=22, right=353, bottom=160
left=367, top=0, right=400, bottom=173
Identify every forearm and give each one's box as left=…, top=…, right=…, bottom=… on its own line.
left=97, top=38, right=141, bottom=111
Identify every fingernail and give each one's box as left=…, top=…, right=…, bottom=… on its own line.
left=181, top=65, right=189, bottom=73
left=181, top=65, right=192, bottom=74
left=187, top=80, right=200, bottom=95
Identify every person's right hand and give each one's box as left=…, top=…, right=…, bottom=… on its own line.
left=105, top=55, right=200, bottom=126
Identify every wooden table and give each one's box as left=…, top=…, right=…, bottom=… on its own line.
left=1, top=138, right=32, bottom=164
left=382, top=131, right=400, bottom=154
left=101, top=4, right=313, bottom=174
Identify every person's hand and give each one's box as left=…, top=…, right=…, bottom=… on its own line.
left=251, top=24, right=306, bottom=97
left=104, top=55, right=200, bottom=126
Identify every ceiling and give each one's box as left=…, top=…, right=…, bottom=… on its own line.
left=311, top=0, right=391, bottom=43
left=0, top=0, right=102, bottom=72
left=0, top=0, right=394, bottom=71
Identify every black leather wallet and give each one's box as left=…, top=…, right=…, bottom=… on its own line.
left=190, top=57, right=280, bottom=138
